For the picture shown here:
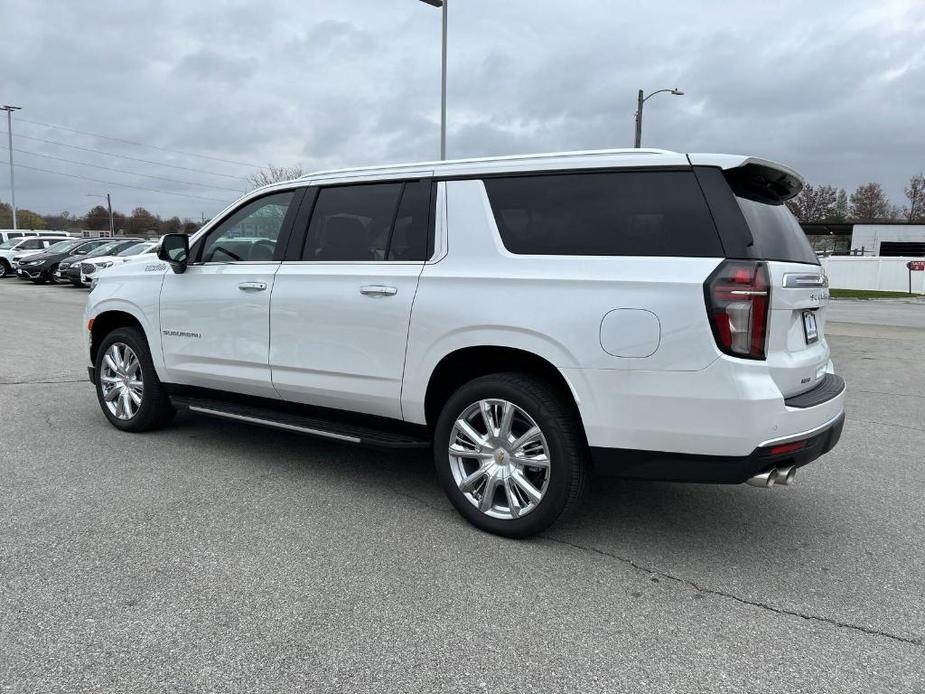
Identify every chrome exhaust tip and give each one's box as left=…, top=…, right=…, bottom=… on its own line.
left=772, top=465, right=797, bottom=486
left=747, top=466, right=797, bottom=488
left=746, top=471, right=775, bottom=488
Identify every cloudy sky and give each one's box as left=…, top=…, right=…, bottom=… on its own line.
left=2, top=0, right=923, bottom=221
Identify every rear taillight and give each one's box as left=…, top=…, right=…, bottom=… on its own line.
left=704, top=260, right=770, bottom=360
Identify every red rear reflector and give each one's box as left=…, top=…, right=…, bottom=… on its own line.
left=87, top=318, right=94, bottom=332
left=769, top=440, right=807, bottom=456
left=704, top=260, right=770, bottom=360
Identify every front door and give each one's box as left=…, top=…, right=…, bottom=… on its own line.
left=270, top=178, right=433, bottom=419
left=159, top=190, right=300, bottom=397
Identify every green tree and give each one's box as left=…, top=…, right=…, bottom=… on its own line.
left=84, top=205, right=112, bottom=231
left=831, top=189, right=849, bottom=222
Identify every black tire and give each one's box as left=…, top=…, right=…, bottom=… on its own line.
left=433, top=372, right=588, bottom=538
left=94, top=327, right=175, bottom=432
left=0, top=260, right=10, bottom=278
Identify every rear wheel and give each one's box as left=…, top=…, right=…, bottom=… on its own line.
left=434, top=373, right=588, bottom=538
left=94, top=327, right=175, bottom=432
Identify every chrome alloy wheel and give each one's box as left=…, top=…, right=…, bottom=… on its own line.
left=448, top=399, right=551, bottom=520
left=100, top=343, right=143, bottom=420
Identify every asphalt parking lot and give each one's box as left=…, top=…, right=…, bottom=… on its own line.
left=1, top=280, right=923, bottom=693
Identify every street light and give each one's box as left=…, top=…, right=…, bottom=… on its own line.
left=1, top=105, right=22, bottom=229
left=633, top=88, right=684, bottom=148
left=87, top=193, right=115, bottom=237
left=418, top=0, right=447, bottom=159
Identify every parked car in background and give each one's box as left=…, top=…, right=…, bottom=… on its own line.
left=0, top=236, right=71, bottom=277
left=82, top=242, right=158, bottom=287
left=17, top=238, right=110, bottom=284
left=0, top=230, right=76, bottom=244
left=60, top=238, right=144, bottom=286
left=85, top=148, right=845, bottom=538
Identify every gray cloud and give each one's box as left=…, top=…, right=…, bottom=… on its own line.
left=1, top=0, right=923, bottom=220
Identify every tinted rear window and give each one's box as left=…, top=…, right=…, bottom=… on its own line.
left=483, top=171, right=722, bottom=257
left=735, top=198, right=819, bottom=265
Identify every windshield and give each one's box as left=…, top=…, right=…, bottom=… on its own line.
left=82, top=241, right=124, bottom=258
left=117, top=243, right=153, bottom=257
left=0, top=239, right=18, bottom=249
left=40, top=239, right=84, bottom=254
left=45, top=240, right=79, bottom=253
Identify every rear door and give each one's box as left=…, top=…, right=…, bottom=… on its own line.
left=269, top=176, right=434, bottom=419
left=733, top=186, right=830, bottom=398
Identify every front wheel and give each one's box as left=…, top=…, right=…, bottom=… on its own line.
left=434, top=373, right=588, bottom=538
left=0, top=260, right=10, bottom=278
left=94, top=327, right=175, bottom=432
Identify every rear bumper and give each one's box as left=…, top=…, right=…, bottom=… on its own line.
left=591, top=411, right=844, bottom=483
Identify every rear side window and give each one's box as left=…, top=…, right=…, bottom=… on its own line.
left=483, top=171, right=722, bottom=257
left=301, top=180, right=431, bottom=262
left=734, top=198, right=819, bottom=265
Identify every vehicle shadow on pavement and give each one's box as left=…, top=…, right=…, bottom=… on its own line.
left=167, top=410, right=835, bottom=565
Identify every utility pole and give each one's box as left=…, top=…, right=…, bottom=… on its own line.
left=633, top=88, right=684, bottom=148
left=418, top=0, right=448, bottom=159
left=1, top=105, right=22, bottom=229
left=87, top=193, right=115, bottom=236
left=440, top=0, right=447, bottom=159
left=634, top=90, right=644, bottom=149
left=105, top=193, right=114, bottom=236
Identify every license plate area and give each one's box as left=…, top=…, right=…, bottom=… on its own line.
left=802, top=310, right=818, bottom=344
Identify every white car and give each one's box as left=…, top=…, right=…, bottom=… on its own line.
left=79, top=242, right=158, bottom=287
left=0, top=229, right=76, bottom=245
left=84, top=149, right=845, bottom=537
left=0, top=236, right=71, bottom=278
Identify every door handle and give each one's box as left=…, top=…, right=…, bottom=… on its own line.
left=360, top=285, right=397, bottom=297
left=238, top=281, right=267, bottom=291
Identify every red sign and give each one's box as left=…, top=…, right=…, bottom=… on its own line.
left=907, top=261, right=925, bottom=271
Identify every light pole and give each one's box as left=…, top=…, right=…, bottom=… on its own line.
left=1, top=105, right=22, bottom=229
left=87, top=193, right=115, bottom=236
left=418, top=0, right=447, bottom=159
left=634, top=88, right=683, bottom=148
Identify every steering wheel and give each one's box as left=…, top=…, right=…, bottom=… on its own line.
left=250, top=239, right=276, bottom=261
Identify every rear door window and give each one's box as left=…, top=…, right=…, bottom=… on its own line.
left=301, top=180, right=432, bottom=262
left=483, top=171, right=722, bottom=257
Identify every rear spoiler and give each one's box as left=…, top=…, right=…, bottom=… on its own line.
left=687, top=154, right=804, bottom=203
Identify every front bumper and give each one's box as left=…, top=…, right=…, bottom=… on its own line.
left=18, top=266, right=45, bottom=279
left=591, top=411, right=845, bottom=483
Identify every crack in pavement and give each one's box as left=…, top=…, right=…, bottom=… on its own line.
left=542, top=535, right=923, bottom=647
left=854, top=418, right=925, bottom=434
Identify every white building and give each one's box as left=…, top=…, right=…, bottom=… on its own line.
left=850, top=224, right=925, bottom=256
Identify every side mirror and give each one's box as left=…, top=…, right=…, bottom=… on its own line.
left=159, top=233, right=190, bottom=273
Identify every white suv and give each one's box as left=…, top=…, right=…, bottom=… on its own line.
left=0, top=236, right=70, bottom=277
left=84, top=149, right=845, bottom=537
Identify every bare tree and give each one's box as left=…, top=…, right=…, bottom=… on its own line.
left=849, top=183, right=894, bottom=222
left=248, top=165, right=305, bottom=190
left=786, top=183, right=837, bottom=222
left=903, top=173, right=925, bottom=222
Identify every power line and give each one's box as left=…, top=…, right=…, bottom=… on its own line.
left=0, top=159, right=235, bottom=203
left=0, top=144, right=245, bottom=194
left=0, top=130, right=250, bottom=182
left=17, top=116, right=263, bottom=169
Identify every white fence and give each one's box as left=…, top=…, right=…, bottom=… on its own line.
left=821, top=256, right=925, bottom=294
